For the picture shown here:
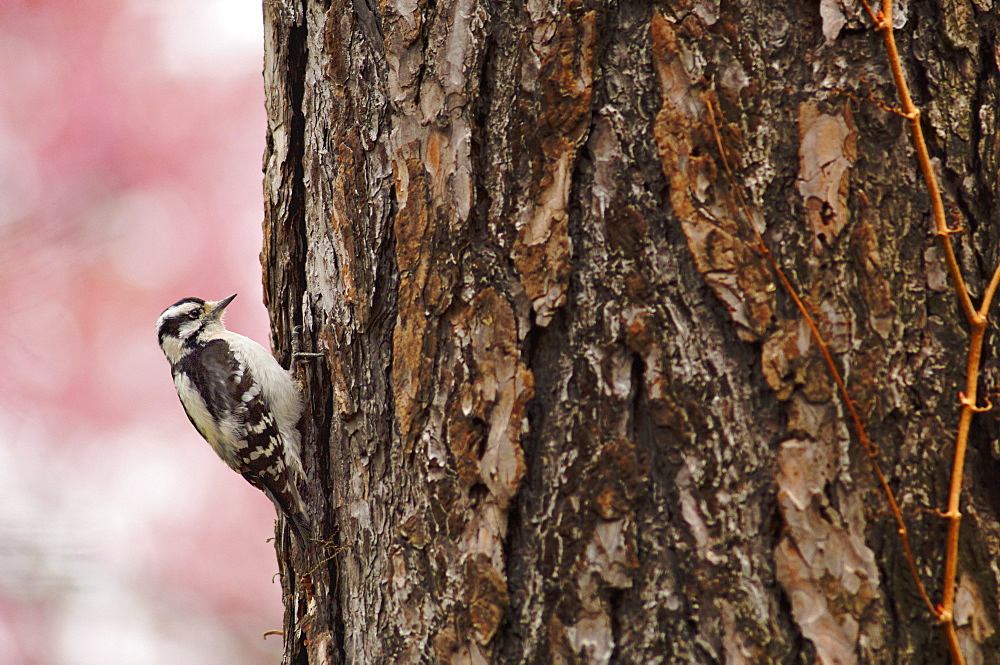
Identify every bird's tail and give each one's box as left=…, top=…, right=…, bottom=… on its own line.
left=283, top=509, right=312, bottom=546
left=264, top=482, right=312, bottom=547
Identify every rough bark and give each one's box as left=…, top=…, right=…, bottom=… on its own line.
left=261, top=1, right=1000, bottom=663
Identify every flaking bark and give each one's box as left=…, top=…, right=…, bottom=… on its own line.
left=262, top=1, right=1000, bottom=663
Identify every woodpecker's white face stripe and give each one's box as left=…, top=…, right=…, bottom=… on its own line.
left=160, top=335, right=188, bottom=366
left=157, top=300, right=209, bottom=363
left=157, top=300, right=200, bottom=323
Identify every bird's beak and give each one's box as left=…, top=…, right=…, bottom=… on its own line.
left=206, top=293, right=237, bottom=320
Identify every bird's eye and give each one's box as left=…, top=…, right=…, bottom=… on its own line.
left=188, top=310, right=201, bottom=319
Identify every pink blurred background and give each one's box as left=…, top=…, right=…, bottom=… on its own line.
left=1, top=1, right=288, bottom=662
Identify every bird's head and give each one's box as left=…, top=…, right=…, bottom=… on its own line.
left=156, top=294, right=236, bottom=363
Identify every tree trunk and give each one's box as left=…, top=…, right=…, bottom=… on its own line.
left=261, top=1, right=1000, bottom=663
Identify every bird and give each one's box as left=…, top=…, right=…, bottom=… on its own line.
left=155, top=294, right=311, bottom=544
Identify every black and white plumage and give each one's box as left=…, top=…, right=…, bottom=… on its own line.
left=156, top=294, right=310, bottom=543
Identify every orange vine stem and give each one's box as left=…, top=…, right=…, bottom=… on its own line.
left=859, top=0, right=1000, bottom=662
left=703, top=96, right=937, bottom=619
left=859, top=0, right=978, bottom=325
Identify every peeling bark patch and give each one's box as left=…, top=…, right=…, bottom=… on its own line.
left=565, top=514, right=638, bottom=665
left=924, top=245, right=950, bottom=292
left=650, top=12, right=775, bottom=341
left=819, top=0, right=847, bottom=43
left=449, top=288, right=533, bottom=508
left=954, top=572, right=995, bottom=659
left=566, top=573, right=614, bottom=664
left=464, top=554, right=509, bottom=644
left=760, top=318, right=828, bottom=402
left=774, top=439, right=881, bottom=665
left=512, top=11, right=598, bottom=326
left=392, top=154, right=446, bottom=451
left=797, top=102, right=856, bottom=255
